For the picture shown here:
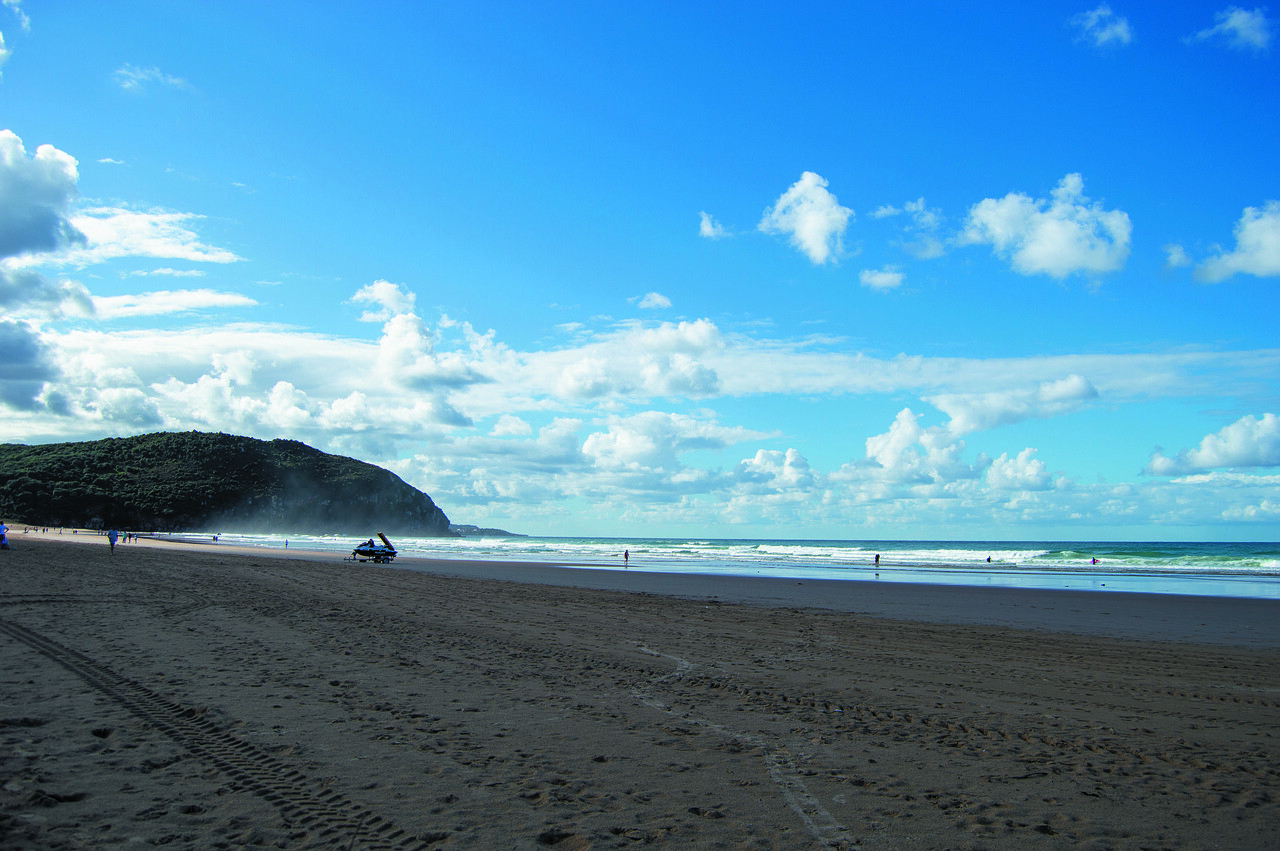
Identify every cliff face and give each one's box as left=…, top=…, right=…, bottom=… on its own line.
left=0, top=432, right=453, bottom=536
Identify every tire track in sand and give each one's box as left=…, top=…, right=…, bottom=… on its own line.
left=0, top=616, right=441, bottom=851
left=635, top=644, right=855, bottom=849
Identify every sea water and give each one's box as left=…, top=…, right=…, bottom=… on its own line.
left=199, top=534, right=1280, bottom=600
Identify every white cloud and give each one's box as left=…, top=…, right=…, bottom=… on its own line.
left=374, top=312, right=484, bottom=392
left=0, top=318, right=57, bottom=410
left=1145, top=413, right=1280, bottom=475
left=637, top=291, right=671, bottom=309
left=129, top=267, right=206, bottom=277
left=582, top=410, right=764, bottom=471
left=0, top=32, right=9, bottom=73
left=733, top=448, right=816, bottom=492
left=698, top=211, right=728, bottom=239
left=872, top=204, right=901, bottom=219
left=114, top=63, right=191, bottom=92
left=759, top=171, right=853, bottom=264
left=987, top=448, right=1052, bottom=491
left=0, top=130, right=84, bottom=259
left=639, top=352, right=720, bottom=396
left=860, top=408, right=987, bottom=485
left=960, top=173, right=1131, bottom=278
left=10, top=205, right=243, bottom=268
left=890, top=197, right=947, bottom=259
left=927, top=374, right=1099, bottom=435
left=859, top=266, right=904, bottom=290
left=1164, top=243, right=1192, bottom=269
left=1072, top=5, right=1133, bottom=46
left=524, top=319, right=723, bottom=404
left=1194, top=201, right=1280, bottom=282
left=3, top=1, right=29, bottom=32
left=1187, top=6, right=1272, bottom=51
left=492, top=414, right=531, bottom=437
left=0, top=130, right=93, bottom=317
left=351, top=279, right=416, bottom=322
left=92, top=289, right=257, bottom=319
left=1222, top=496, right=1280, bottom=520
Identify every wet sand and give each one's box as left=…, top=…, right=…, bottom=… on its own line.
left=1, top=532, right=1277, bottom=849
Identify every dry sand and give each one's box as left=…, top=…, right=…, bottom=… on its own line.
left=1, top=532, right=1277, bottom=850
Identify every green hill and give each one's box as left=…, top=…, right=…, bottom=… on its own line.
left=0, top=431, right=454, bottom=536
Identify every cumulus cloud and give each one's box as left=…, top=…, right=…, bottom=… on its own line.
left=92, top=289, right=258, bottom=319
left=0, top=130, right=96, bottom=317
left=0, top=318, right=56, bottom=410
left=987, top=448, right=1052, bottom=491
left=1194, top=201, right=1280, bottom=282
left=1164, top=243, right=1193, bottom=269
left=860, top=266, right=904, bottom=291
left=928, top=374, right=1100, bottom=435
left=534, top=319, right=723, bottom=404
left=860, top=408, right=986, bottom=485
left=732, top=448, right=816, bottom=492
left=759, top=171, right=853, bottom=264
left=0, top=130, right=85, bottom=259
left=1072, top=4, right=1133, bottom=46
left=374, top=312, right=485, bottom=392
left=114, top=63, right=191, bottom=92
left=698, top=211, right=728, bottom=239
left=492, top=414, right=532, bottom=437
left=351, top=279, right=416, bottom=322
left=0, top=265, right=92, bottom=316
left=1145, top=413, right=1280, bottom=475
left=556, top=356, right=613, bottom=399
left=637, top=291, right=671, bottom=309
left=582, top=411, right=763, bottom=472
left=1187, top=6, right=1272, bottom=51
left=639, top=352, right=720, bottom=396
left=960, top=173, right=1131, bottom=278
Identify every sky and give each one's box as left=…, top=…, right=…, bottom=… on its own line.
left=1, top=1, right=1278, bottom=540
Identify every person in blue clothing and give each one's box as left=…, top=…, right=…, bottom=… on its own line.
left=0, top=520, right=9, bottom=550
left=108, top=528, right=119, bottom=554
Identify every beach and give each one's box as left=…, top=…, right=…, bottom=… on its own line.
left=2, top=533, right=1278, bottom=849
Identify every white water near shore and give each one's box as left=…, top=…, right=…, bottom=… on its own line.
left=152, top=532, right=1280, bottom=600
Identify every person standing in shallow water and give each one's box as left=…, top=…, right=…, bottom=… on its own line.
left=624, top=549, right=629, bottom=567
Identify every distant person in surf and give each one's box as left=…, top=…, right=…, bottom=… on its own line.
left=624, top=549, right=629, bottom=567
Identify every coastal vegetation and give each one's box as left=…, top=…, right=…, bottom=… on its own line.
left=0, top=431, right=453, bottom=536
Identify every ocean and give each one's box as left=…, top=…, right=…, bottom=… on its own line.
left=202, top=533, right=1280, bottom=601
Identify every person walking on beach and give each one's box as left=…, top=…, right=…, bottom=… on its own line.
left=624, top=549, right=629, bottom=567
left=107, top=528, right=119, bottom=554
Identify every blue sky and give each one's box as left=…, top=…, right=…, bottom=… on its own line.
left=2, top=1, right=1278, bottom=539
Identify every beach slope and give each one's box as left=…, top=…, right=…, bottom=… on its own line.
left=2, top=535, right=1277, bottom=849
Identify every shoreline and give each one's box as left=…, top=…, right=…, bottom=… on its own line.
left=12, top=527, right=1280, bottom=648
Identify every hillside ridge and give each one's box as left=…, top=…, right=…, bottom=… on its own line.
left=0, top=431, right=454, bottom=536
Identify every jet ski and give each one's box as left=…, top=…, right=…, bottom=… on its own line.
left=352, top=532, right=397, bottom=563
